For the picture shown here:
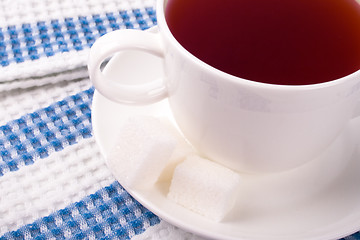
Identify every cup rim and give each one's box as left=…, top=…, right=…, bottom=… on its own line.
left=157, top=0, right=360, bottom=91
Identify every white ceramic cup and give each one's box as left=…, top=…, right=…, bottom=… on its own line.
left=88, top=0, right=360, bottom=173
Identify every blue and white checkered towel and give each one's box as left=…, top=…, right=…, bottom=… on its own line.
left=0, top=0, right=205, bottom=239
left=0, top=0, right=358, bottom=239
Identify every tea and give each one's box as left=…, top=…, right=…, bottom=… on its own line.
left=165, top=0, right=360, bottom=85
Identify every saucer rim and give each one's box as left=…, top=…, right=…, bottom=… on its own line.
left=91, top=48, right=360, bottom=240
left=92, top=90, right=360, bottom=240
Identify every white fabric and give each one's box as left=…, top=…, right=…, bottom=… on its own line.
left=0, top=0, right=156, bottom=27
left=0, top=137, right=114, bottom=235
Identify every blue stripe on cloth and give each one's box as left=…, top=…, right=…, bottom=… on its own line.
left=0, top=7, right=157, bottom=66
left=0, top=87, right=94, bottom=176
left=341, top=232, right=360, bottom=240
left=0, top=181, right=161, bottom=239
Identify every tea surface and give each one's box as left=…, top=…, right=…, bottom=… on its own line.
left=165, top=0, right=360, bottom=85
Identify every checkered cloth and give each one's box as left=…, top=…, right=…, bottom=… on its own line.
left=0, top=0, right=205, bottom=239
left=0, top=0, right=358, bottom=239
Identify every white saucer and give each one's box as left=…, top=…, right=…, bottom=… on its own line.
left=91, top=50, right=360, bottom=240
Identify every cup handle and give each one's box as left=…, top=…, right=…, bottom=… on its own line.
left=88, top=28, right=167, bottom=105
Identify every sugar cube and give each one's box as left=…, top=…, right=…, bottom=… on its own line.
left=168, top=155, right=241, bottom=222
left=107, top=116, right=177, bottom=189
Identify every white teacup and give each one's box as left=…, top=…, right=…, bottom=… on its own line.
left=88, top=0, right=360, bottom=173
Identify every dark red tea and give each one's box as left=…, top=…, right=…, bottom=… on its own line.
left=165, top=0, right=360, bottom=85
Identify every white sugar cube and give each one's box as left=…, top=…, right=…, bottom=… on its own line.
left=107, top=116, right=177, bottom=189
left=168, top=155, right=241, bottom=222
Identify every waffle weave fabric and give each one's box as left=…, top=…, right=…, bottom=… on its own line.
left=0, top=0, right=204, bottom=239
left=0, top=0, right=358, bottom=239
